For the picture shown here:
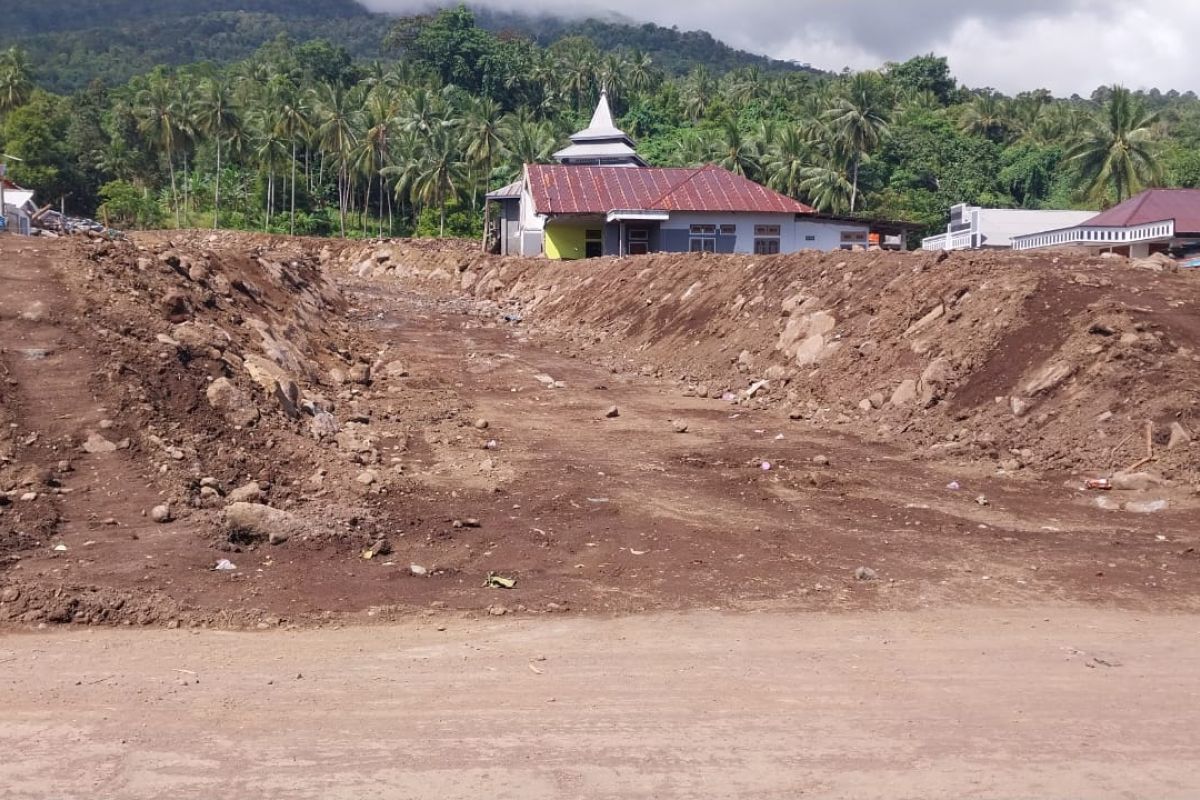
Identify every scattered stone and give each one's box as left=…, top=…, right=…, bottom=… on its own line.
left=348, top=363, right=372, bottom=385
left=474, top=418, right=490, bottom=430
left=812, top=455, right=830, bottom=466
left=150, top=504, right=173, bottom=523
left=82, top=433, right=118, bottom=454
left=1168, top=422, right=1192, bottom=450
left=1009, top=397, right=1032, bottom=418
left=605, top=406, right=620, bottom=419
left=672, top=421, right=689, bottom=434
left=1023, top=362, right=1076, bottom=396
left=20, top=492, right=38, bottom=502
left=890, top=379, right=918, bottom=407
left=1111, top=472, right=1166, bottom=491
left=410, top=564, right=428, bottom=577
left=356, top=470, right=379, bottom=486
left=224, top=502, right=301, bottom=545
left=384, top=361, right=409, bottom=379
left=488, top=605, right=508, bottom=616
left=854, top=566, right=878, bottom=581
left=227, top=482, right=264, bottom=504
left=206, top=378, right=260, bottom=428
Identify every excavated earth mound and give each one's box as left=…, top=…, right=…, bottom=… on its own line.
left=343, top=240, right=1200, bottom=484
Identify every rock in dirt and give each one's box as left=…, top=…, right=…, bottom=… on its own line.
left=1023, top=362, right=1076, bottom=396
left=227, top=482, right=264, bottom=504
left=349, top=363, right=372, bottom=385
left=672, top=421, right=690, bottom=434
left=1111, top=472, right=1166, bottom=491
left=854, top=566, right=878, bottom=581
left=224, top=502, right=301, bottom=545
left=356, top=470, right=379, bottom=486
left=206, top=378, right=260, bottom=428
left=82, top=433, right=118, bottom=454
left=1168, top=422, right=1192, bottom=450
left=474, top=418, right=490, bottom=430
left=890, top=379, right=918, bottom=407
left=150, top=504, right=173, bottom=523
left=605, top=406, right=620, bottom=419
left=309, top=410, right=340, bottom=440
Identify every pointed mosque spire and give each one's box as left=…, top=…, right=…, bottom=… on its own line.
left=571, top=90, right=629, bottom=142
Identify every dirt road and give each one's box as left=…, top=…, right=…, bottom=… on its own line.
left=2, top=606, right=1198, bottom=799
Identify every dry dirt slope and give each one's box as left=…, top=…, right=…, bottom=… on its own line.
left=1, top=232, right=1198, bottom=629
left=346, top=240, right=1200, bottom=483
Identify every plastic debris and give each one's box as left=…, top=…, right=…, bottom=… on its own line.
left=484, top=572, right=516, bottom=589
left=946, top=481, right=961, bottom=491
left=761, top=461, right=772, bottom=471
left=52, top=544, right=68, bottom=552
left=1085, top=478, right=1113, bottom=491
left=214, top=559, right=237, bottom=571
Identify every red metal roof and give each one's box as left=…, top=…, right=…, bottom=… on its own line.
left=526, top=163, right=814, bottom=216
left=1084, top=189, right=1200, bottom=232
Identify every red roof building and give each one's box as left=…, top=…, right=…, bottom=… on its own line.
left=485, top=94, right=911, bottom=260
left=1011, top=189, right=1200, bottom=257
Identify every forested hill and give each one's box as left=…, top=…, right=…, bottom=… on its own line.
left=0, top=1, right=812, bottom=92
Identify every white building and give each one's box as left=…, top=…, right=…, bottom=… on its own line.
left=923, top=203, right=1095, bottom=251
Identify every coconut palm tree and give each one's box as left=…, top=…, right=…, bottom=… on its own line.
left=277, top=86, right=312, bottom=235
left=133, top=74, right=186, bottom=226
left=390, top=125, right=468, bottom=237
left=1067, top=86, right=1162, bottom=202
left=0, top=47, right=34, bottom=116
left=958, top=92, right=1014, bottom=142
left=312, top=82, right=361, bottom=237
left=713, top=117, right=760, bottom=179
left=194, top=77, right=241, bottom=229
left=498, top=111, right=555, bottom=181
left=825, top=71, right=892, bottom=212
left=766, top=127, right=812, bottom=199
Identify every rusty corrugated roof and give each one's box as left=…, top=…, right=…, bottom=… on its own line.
left=527, top=164, right=814, bottom=216
left=1083, top=189, right=1200, bottom=232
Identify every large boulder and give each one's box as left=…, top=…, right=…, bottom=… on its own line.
left=224, top=502, right=303, bottom=545
left=205, top=378, right=260, bottom=428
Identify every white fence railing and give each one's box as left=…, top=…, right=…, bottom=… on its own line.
left=1012, top=219, right=1175, bottom=251
left=921, top=231, right=973, bottom=251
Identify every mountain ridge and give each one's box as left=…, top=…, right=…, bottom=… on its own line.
left=0, top=1, right=817, bottom=93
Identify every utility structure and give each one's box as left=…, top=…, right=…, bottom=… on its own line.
left=0, top=153, right=25, bottom=234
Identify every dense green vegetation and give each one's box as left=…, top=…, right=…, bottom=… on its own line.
left=0, top=1, right=807, bottom=93
left=1, top=6, right=1197, bottom=241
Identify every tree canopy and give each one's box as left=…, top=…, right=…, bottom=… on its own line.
left=0, top=6, right=1190, bottom=241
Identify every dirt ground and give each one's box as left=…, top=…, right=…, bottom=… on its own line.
left=1, top=233, right=1198, bottom=626
left=3, top=606, right=1198, bottom=799
left=2, top=230, right=1200, bottom=796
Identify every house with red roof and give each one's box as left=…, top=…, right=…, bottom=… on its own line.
left=486, top=92, right=911, bottom=259
left=1010, top=189, right=1200, bottom=258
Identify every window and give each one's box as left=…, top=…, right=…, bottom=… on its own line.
left=627, top=227, right=650, bottom=256
left=585, top=229, right=603, bottom=259
left=753, top=224, right=781, bottom=255
left=689, top=223, right=716, bottom=253
left=719, top=224, right=737, bottom=236
left=754, top=238, right=781, bottom=255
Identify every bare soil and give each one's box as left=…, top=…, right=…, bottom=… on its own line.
left=2, top=606, right=1198, bottom=799
left=0, top=233, right=1198, bottom=627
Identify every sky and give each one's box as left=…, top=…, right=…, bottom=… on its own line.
left=358, top=0, right=1199, bottom=97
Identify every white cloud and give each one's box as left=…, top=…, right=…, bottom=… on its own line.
left=359, top=0, right=1200, bottom=95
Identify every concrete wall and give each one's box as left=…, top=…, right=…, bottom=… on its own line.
left=660, top=213, right=870, bottom=254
